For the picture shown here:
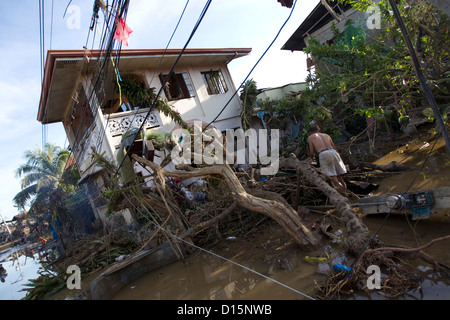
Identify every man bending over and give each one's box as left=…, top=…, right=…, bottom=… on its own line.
left=307, top=123, right=347, bottom=192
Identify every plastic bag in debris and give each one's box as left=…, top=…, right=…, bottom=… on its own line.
left=181, top=187, right=194, bottom=201
left=115, top=254, right=131, bottom=262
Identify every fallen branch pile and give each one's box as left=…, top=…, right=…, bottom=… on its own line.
left=315, top=235, right=450, bottom=299
left=131, top=154, right=320, bottom=250
left=83, top=142, right=448, bottom=300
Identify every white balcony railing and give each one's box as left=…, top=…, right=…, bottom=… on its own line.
left=106, top=108, right=161, bottom=136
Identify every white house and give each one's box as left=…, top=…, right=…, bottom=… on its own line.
left=37, top=48, right=251, bottom=226
left=282, top=1, right=374, bottom=53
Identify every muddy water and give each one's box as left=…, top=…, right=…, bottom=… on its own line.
left=112, top=225, right=331, bottom=300
left=112, top=135, right=450, bottom=300
left=111, top=212, right=449, bottom=300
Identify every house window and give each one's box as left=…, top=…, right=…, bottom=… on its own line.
left=201, top=69, right=228, bottom=95
left=159, top=72, right=195, bottom=101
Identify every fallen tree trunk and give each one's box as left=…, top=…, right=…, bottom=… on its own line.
left=280, top=154, right=373, bottom=255
left=132, top=154, right=320, bottom=250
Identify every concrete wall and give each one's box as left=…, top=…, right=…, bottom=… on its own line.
left=257, top=82, right=307, bottom=100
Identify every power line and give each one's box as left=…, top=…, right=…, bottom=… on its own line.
left=39, top=0, right=45, bottom=148
left=148, top=0, right=191, bottom=88
left=109, top=170, right=316, bottom=300
left=203, top=0, right=298, bottom=132
left=387, top=0, right=450, bottom=154
left=349, top=130, right=442, bottom=271
left=95, top=0, right=192, bottom=154
left=113, top=0, right=213, bottom=177
left=68, top=0, right=130, bottom=160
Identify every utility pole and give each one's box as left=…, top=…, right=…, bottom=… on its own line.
left=388, top=0, right=450, bottom=154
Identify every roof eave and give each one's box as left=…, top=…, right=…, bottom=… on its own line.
left=37, top=48, right=252, bottom=123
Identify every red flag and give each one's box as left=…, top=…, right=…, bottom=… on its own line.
left=114, top=17, right=133, bottom=47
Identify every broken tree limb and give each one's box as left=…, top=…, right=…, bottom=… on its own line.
left=179, top=201, right=238, bottom=239
left=280, top=153, right=373, bottom=255
left=131, top=154, right=320, bottom=250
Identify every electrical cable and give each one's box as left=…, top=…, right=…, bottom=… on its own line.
left=113, top=0, right=213, bottom=177
left=349, top=130, right=442, bottom=271
left=111, top=173, right=316, bottom=300
left=39, top=0, right=45, bottom=148
left=148, top=0, right=191, bottom=88
left=95, top=0, right=192, bottom=154
left=203, top=0, right=298, bottom=132
left=69, top=1, right=128, bottom=159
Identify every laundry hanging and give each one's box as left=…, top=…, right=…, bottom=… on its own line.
left=114, top=17, right=133, bottom=47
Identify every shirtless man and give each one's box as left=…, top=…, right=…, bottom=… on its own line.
left=307, top=124, right=347, bottom=191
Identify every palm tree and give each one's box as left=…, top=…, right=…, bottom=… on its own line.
left=240, top=79, right=259, bottom=131
left=13, top=143, right=79, bottom=220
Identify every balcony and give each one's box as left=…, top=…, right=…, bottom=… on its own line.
left=106, top=108, right=161, bottom=136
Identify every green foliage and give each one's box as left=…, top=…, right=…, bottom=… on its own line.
left=302, top=0, right=449, bottom=134
left=339, top=0, right=374, bottom=12
left=21, top=268, right=66, bottom=300
left=119, top=78, right=188, bottom=128
left=253, top=0, right=448, bottom=153
left=13, top=144, right=81, bottom=218
left=239, top=79, right=259, bottom=131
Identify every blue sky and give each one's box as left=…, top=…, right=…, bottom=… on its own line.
left=0, top=0, right=319, bottom=221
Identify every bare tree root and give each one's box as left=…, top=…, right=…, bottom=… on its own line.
left=132, top=154, right=320, bottom=250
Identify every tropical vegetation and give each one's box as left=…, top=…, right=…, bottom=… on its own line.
left=246, top=0, right=449, bottom=153
left=13, top=143, right=89, bottom=233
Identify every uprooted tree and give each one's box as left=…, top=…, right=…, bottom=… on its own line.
left=96, top=120, right=372, bottom=254
left=91, top=118, right=449, bottom=299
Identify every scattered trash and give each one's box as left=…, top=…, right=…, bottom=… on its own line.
left=181, top=187, right=194, bottom=201
left=419, top=142, right=430, bottom=150
left=226, top=236, right=236, bottom=241
left=193, top=192, right=206, bottom=202
left=180, top=180, right=208, bottom=203
left=332, top=263, right=352, bottom=273
left=115, top=254, right=130, bottom=262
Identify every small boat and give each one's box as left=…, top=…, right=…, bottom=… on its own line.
left=357, top=186, right=450, bottom=221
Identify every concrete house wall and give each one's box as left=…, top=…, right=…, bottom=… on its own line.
left=37, top=48, right=251, bottom=227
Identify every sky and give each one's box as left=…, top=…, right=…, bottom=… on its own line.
left=0, top=0, right=320, bottom=221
